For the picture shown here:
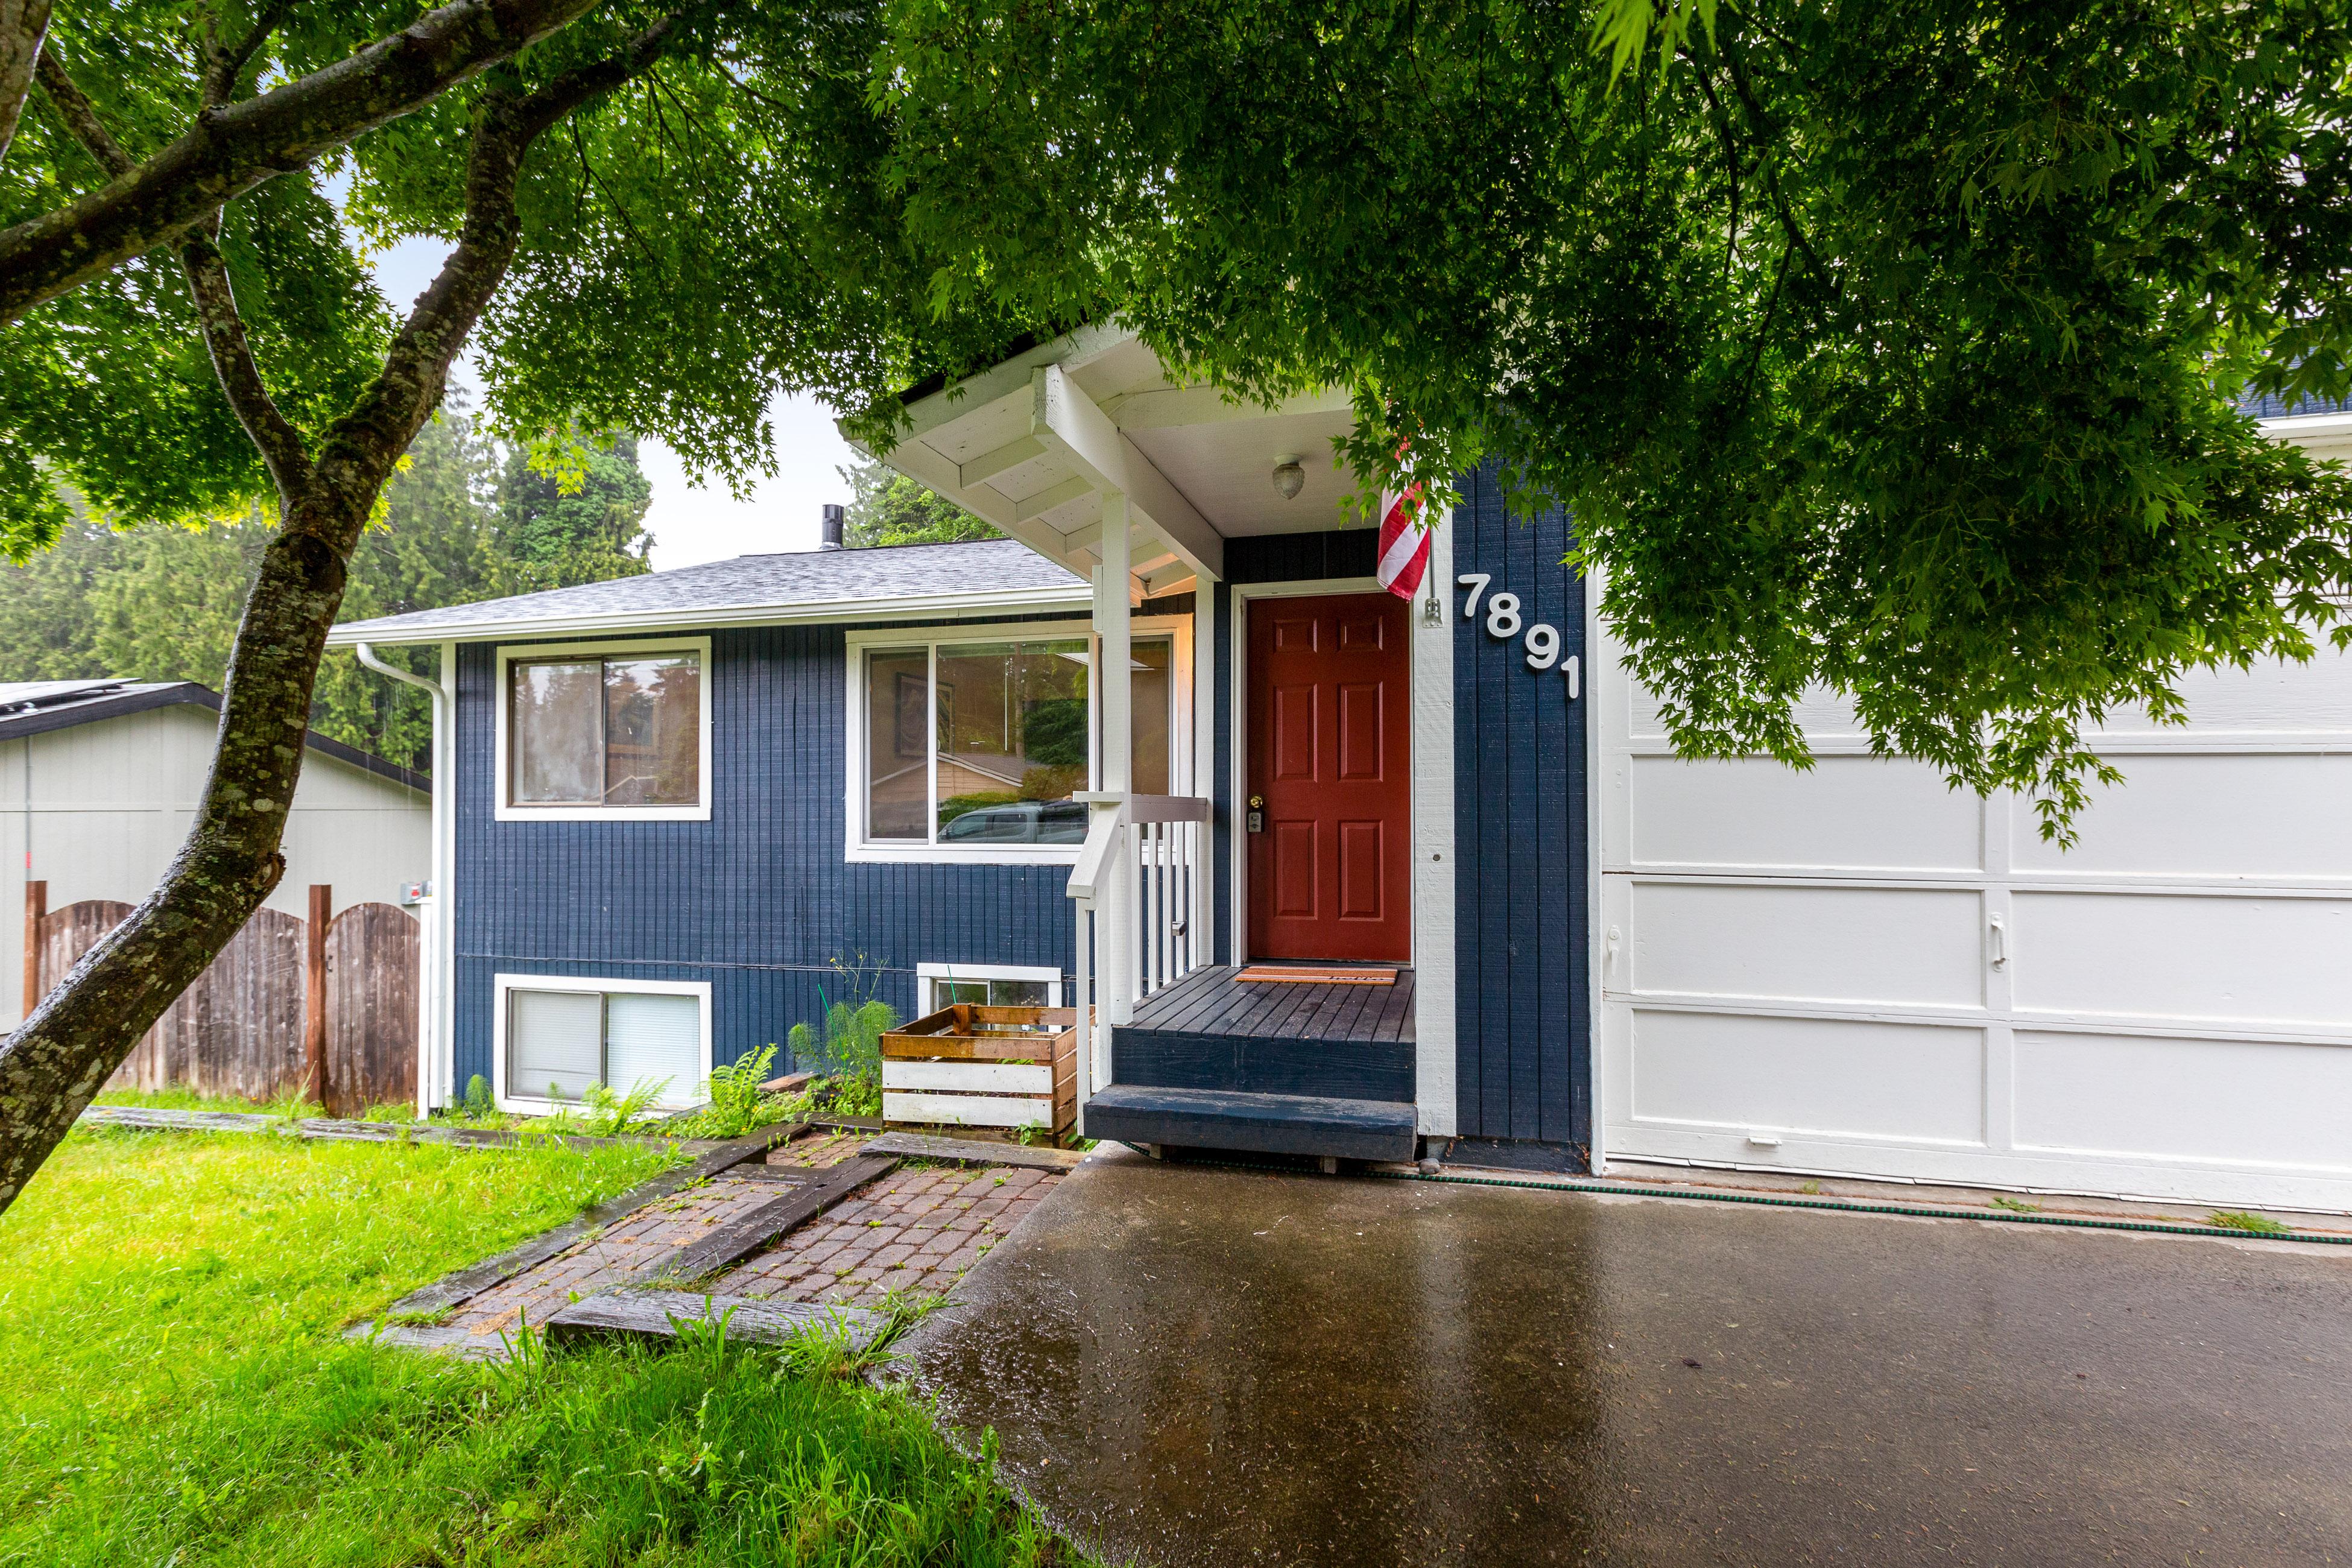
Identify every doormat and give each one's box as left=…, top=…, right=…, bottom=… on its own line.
left=1235, top=966, right=1397, bottom=985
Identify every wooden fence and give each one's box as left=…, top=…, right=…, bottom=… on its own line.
left=26, top=883, right=419, bottom=1118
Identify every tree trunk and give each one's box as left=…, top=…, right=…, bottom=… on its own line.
left=0, top=28, right=677, bottom=1218
left=0, top=0, right=52, bottom=166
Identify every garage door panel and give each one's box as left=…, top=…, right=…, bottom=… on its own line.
left=1631, top=882, right=1983, bottom=1008
left=2011, top=753, right=2352, bottom=879
left=2011, top=891, right=2352, bottom=1026
left=2015, top=1031, right=2352, bottom=1172
left=1626, top=678, right=1863, bottom=743
left=1630, top=1010, right=1985, bottom=1145
left=1629, top=756, right=1982, bottom=873
left=2087, top=643, right=2352, bottom=735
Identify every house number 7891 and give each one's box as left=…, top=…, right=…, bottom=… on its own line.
left=1457, top=574, right=1580, bottom=700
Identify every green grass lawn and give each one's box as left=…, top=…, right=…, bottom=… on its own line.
left=0, top=1126, right=1081, bottom=1567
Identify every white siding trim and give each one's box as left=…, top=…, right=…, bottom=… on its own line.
left=1411, top=517, right=1458, bottom=1137
left=1224, top=575, right=1386, bottom=963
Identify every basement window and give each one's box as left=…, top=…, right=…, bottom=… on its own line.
left=915, top=963, right=1064, bottom=1014
left=495, top=975, right=710, bottom=1111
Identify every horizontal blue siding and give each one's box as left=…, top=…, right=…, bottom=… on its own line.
left=452, top=621, right=1080, bottom=1089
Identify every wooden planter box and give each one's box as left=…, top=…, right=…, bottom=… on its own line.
left=880, top=1005, right=1079, bottom=1136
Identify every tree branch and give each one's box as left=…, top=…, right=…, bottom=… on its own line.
left=0, top=0, right=609, bottom=326
left=0, top=12, right=689, bottom=1220
left=180, top=220, right=315, bottom=496
left=0, top=0, right=51, bottom=166
left=203, top=0, right=293, bottom=109
left=38, top=51, right=313, bottom=497
left=31, top=46, right=128, bottom=175
left=305, top=12, right=688, bottom=545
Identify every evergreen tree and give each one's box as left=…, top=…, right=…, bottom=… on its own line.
left=0, top=403, right=628, bottom=772
left=495, top=431, right=654, bottom=591
left=839, top=453, right=995, bottom=548
left=309, top=406, right=505, bottom=770
left=0, top=502, right=115, bottom=679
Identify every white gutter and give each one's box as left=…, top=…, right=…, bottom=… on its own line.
left=324, top=584, right=1092, bottom=650
left=356, top=642, right=455, bottom=1118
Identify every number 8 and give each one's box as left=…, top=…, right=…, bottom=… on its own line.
left=1485, top=592, right=1522, bottom=639
left=1525, top=623, right=1559, bottom=670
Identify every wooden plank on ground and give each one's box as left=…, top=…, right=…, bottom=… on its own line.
left=545, top=1290, right=888, bottom=1352
left=374, top=1121, right=810, bottom=1317
left=650, top=1153, right=897, bottom=1284
left=861, top=1130, right=1086, bottom=1170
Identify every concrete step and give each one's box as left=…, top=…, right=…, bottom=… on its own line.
left=1084, top=1084, right=1417, bottom=1163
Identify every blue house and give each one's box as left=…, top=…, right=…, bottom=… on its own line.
left=331, top=327, right=2352, bottom=1209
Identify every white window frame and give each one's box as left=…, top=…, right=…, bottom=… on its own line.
left=914, top=961, right=1066, bottom=1015
left=842, top=616, right=1192, bottom=864
left=490, top=972, right=714, bottom=1116
left=494, top=635, right=713, bottom=822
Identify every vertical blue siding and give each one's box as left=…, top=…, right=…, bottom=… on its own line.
left=1452, top=466, right=1591, bottom=1148
left=451, top=622, right=1080, bottom=1090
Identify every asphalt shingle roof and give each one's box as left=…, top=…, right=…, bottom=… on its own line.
left=327, top=538, right=1084, bottom=645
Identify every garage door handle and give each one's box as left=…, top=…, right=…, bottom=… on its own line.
left=1988, top=915, right=2008, bottom=970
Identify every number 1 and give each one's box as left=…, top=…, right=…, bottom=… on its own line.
left=1457, top=573, right=1491, bottom=621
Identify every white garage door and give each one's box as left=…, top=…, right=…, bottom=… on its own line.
left=1595, top=616, right=2352, bottom=1213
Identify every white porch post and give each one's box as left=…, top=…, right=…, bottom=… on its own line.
left=1095, top=493, right=1134, bottom=1032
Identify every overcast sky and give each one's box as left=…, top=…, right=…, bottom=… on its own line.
left=366, top=234, right=858, bottom=569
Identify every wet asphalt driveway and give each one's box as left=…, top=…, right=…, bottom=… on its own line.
left=900, top=1148, right=2352, bottom=1567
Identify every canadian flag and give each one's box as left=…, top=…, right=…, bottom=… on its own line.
left=1375, top=478, right=1430, bottom=600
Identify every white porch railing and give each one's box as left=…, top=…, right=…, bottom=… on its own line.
left=1068, top=792, right=1212, bottom=1116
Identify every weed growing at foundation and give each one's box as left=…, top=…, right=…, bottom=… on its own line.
left=2208, top=1209, right=2292, bottom=1236
left=0, top=1126, right=1082, bottom=1566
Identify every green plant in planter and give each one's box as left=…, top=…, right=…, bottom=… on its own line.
left=789, top=996, right=896, bottom=1116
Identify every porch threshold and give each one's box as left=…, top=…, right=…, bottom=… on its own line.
left=1085, top=1084, right=1417, bottom=1163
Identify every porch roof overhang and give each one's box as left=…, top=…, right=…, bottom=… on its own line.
left=847, top=325, right=1364, bottom=596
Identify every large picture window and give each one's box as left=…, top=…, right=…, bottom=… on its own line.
left=497, top=639, right=709, bottom=820
left=849, top=624, right=1179, bottom=856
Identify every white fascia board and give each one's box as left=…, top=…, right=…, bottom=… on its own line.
left=1031, top=364, right=1225, bottom=583
left=2262, top=411, right=2352, bottom=441
left=889, top=322, right=1140, bottom=443
left=1104, top=382, right=1353, bottom=431
left=323, top=583, right=1092, bottom=649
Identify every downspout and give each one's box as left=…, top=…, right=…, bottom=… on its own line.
left=356, top=642, right=451, bottom=1118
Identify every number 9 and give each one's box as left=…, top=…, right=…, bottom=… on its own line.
left=1485, top=592, right=1522, bottom=639
left=1525, top=623, right=1559, bottom=670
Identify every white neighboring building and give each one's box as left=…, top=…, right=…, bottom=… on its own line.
left=1, top=680, right=431, bottom=1026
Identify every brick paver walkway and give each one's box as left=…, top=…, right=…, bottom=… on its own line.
left=428, top=1128, right=1063, bottom=1345
left=717, top=1163, right=1060, bottom=1309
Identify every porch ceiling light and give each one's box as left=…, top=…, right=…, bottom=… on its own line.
left=1271, top=457, right=1306, bottom=501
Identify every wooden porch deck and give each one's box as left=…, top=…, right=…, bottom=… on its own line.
left=1127, top=965, right=1416, bottom=1045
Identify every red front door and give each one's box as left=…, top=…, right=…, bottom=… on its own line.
left=1247, top=592, right=1412, bottom=962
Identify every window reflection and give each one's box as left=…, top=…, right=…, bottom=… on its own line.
left=509, top=651, right=701, bottom=807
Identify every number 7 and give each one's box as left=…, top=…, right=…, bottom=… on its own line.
left=1457, top=573, right=1492, bottom=621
